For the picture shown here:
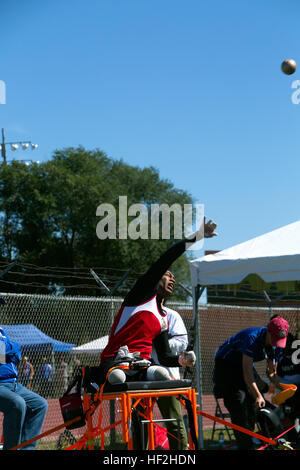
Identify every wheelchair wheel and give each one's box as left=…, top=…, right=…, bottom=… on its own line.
left=256, top=407, right=284, bottom=447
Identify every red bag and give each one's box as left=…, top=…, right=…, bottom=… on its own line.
left=59, top=393, right=86, bottom=430
left=154, top=425, right=169, bottom=449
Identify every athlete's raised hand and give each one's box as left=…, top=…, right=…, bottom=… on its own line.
left=204, top=218, right=218, bottom=238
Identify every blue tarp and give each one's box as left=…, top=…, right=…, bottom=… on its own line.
left=0, top=324, right=76, bottom=352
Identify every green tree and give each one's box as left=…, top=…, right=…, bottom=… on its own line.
left=0, top=147, right=195, bottom=299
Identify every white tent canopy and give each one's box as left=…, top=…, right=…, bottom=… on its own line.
left=190, top=220, right=300, bottom=287
left=70, top=335, right=109, bottom=355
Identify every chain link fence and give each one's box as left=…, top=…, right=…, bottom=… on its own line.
left=0, top=292, right=299, bottom=448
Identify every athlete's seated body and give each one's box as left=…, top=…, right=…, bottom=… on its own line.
left=97, top=219, right=217, bottom=386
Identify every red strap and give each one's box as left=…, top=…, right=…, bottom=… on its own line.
left=197, top=409, right=277, bottom=446
left=9, top=416, right=82, bottom=450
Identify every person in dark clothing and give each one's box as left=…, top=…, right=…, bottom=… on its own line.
left=277, top=332, right=300, bottom=386
left=213, top=316, right=289, bottom=450
left=276, top=332, right=300, bottom=427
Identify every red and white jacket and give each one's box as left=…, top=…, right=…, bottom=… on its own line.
left=100, top=295, right=169, bottom=364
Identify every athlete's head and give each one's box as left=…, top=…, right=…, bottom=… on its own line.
left=157, top=270, right=175, bottom=299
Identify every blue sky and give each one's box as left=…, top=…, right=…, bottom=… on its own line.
left=1, top=0, right=300, bottom=254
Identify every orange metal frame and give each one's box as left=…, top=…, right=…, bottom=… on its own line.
left=66, top=386, right=198, bottom=450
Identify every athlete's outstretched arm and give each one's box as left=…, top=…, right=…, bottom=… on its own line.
left=124, top=219, right=217, bottom=306
left=124, top=238, right=190, bottom=306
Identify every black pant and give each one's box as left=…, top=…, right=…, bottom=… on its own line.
left=213, top=358, right=256, bottom=450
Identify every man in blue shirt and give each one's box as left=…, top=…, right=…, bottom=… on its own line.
left=213, top=316, right=289, bottom=450
left=38, top=357, right=54, bottom=397
left=0, top=298, right=48, bottom=450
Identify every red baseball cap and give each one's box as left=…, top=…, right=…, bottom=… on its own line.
left=267, top=317, right=289, bottom=348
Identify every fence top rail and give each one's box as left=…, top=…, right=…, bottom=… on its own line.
left=1, top=292, right=299, bottom=311
left=202, top=303, right=300, bottom=311
left=0, top=292, right=124, bottom=302
left=0, top=292, right=194, bottom=306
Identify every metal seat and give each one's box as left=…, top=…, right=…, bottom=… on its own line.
left=210, top=390, right=235, bottom=444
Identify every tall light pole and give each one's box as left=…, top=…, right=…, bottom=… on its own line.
left=0, top=128, right=39, bottom=165
left=1, top=128, right=7, bottom=164
left=0, top=128, right=39, bottom=261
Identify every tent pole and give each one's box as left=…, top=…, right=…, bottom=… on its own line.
left=263, top=291, right=272, bottom=319
left=193, top=285, right=205, bottom=449
left=263, top=290, right=287, bottom=320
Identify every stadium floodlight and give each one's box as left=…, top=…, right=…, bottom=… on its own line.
left=1, top=128, right=39, bottom=165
